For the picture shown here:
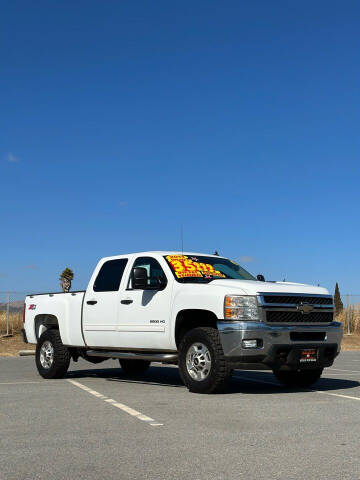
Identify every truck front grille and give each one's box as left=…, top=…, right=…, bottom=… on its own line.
left=262, top=295, right=333, bottom=305
left=266, top=311, right=333, bottom=324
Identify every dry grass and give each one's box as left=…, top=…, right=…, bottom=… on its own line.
left=0, top=311, right=23, bottom=336
left=341, top=333, right=360, bottom=351
left=0, top=334, right=35, bottom=356
left=335, top=306, right=360, bottom=351
left=0, top=311, right=34, bottom=356
left=336, top=305, right=360, bottom=334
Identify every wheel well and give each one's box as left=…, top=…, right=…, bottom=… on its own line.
left=175, top=309, right=218, bottom=347
left=34, top=314, right=59, bottom=340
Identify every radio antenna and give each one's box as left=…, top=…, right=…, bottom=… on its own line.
left=180, top=225, right=184, bottom=254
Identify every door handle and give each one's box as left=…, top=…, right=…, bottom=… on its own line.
left=121, top=299, right=133, bottom=305
left=86, top=300, right=98, bottom=305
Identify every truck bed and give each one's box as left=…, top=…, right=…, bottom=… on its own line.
left=25, top=291, right=86, bottom=346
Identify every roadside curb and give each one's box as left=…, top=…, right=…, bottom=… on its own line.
left=19, top=350, right=35, bottom=356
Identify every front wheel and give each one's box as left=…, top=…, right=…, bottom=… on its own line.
left=273, top=368, right=323, bottom=387
left=178, top=327, right=231, bottom=394
left=35, top=329, right=70, bottom=379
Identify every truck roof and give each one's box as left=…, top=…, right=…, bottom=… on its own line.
left=101, top=251, right=226, bottom=261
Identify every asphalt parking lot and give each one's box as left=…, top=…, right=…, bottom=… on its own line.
left=1, top=352, right=360, bottom=480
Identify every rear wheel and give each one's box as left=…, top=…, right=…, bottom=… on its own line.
left=119, top=359, right=151, bottom=374
left=178, top=327, right=231, bottom=394
left=36, top=329, right=70, bottom=379
left=273, top=368, right=323, bottom=387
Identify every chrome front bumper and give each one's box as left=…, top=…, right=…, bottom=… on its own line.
left=217, top=321, right=343, bottom=370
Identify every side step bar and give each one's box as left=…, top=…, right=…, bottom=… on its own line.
left=86, top=350, right=178, bottom=363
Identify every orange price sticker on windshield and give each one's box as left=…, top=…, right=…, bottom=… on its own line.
left=166, top=255, right=225, bottom=278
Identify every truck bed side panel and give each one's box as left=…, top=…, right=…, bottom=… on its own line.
left=25, top=292, right=85, bottom=346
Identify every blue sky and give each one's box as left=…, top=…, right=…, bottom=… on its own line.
left=1, top=0, right=359, bottom=296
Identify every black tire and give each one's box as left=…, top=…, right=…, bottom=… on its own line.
left=178, top=327, right=231, bottom=394
left=35, top=329, right=71, bottom=379
left=273, top=368, right=323, bottom=387
left=119, top=359, right=151, bottom=374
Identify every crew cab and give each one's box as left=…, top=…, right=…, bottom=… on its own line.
left=23, top=251, right=342, bottom=393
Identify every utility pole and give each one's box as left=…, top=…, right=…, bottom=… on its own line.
left=6, top=292, right=10, bottom=336
left=180, top=225, right=183, bottom=254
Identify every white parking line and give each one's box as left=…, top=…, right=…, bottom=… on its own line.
left=67, top=379, right=163, bottom=426
left=234, top=374, right=360, bottom=402
left=315, top=391, right=360, bottom=401
left=329, top=368, right=360, bottom=373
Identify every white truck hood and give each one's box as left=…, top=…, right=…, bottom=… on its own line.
left=209, top=279, right=330, bottom=296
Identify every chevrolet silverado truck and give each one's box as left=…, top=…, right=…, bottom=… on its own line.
left=23, top=251, right=342, bottom=394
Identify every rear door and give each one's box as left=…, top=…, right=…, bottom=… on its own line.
left=116, top=255, right=173, bottom=350
left=83, top=257, right=128, bottom=347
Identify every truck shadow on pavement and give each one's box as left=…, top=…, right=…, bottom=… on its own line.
left=66, top=366, right=360, bottom=395
left=228, top=370, right=360, bottom=395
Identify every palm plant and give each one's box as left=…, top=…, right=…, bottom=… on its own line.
left=59, top=268, right=74, bottom=293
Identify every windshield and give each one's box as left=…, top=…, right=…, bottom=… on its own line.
left=164, top=254, right=256, bottom=283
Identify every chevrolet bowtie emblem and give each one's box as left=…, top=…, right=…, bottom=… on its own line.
left=297, top=302, right=314, bottom=314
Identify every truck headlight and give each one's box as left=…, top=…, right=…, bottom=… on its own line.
left=224, top=295, right=260, bottom=321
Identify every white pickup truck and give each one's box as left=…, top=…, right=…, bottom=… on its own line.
left=23, top=251, right=342, bottom=393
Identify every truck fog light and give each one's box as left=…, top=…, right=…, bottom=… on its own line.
left=242, top=339, right=260, bottom=349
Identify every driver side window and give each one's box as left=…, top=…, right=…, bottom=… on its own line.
left=129, top=257, right=167, bottom=289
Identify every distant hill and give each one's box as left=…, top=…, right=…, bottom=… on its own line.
left=0, top=300, right=24, bottom=313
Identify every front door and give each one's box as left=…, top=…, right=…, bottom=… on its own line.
left=117, top=256, right=172, bottom=350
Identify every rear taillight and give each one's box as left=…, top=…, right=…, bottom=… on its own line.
left=23, top=303, right=26, bottom=323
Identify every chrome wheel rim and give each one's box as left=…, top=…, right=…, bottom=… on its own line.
left=40, top=341, right=54, bottom=369
left=186, top=342, right=212, bottom=381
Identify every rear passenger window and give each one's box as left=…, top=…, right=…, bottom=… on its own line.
left=94, top=259, right=128, bottom=292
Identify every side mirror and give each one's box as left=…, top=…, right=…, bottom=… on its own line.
left=156, top=276, right=167, bottom=290
left=132, top=267, right=148, bottom=289
left=257, top=274, right=265, bottom=282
